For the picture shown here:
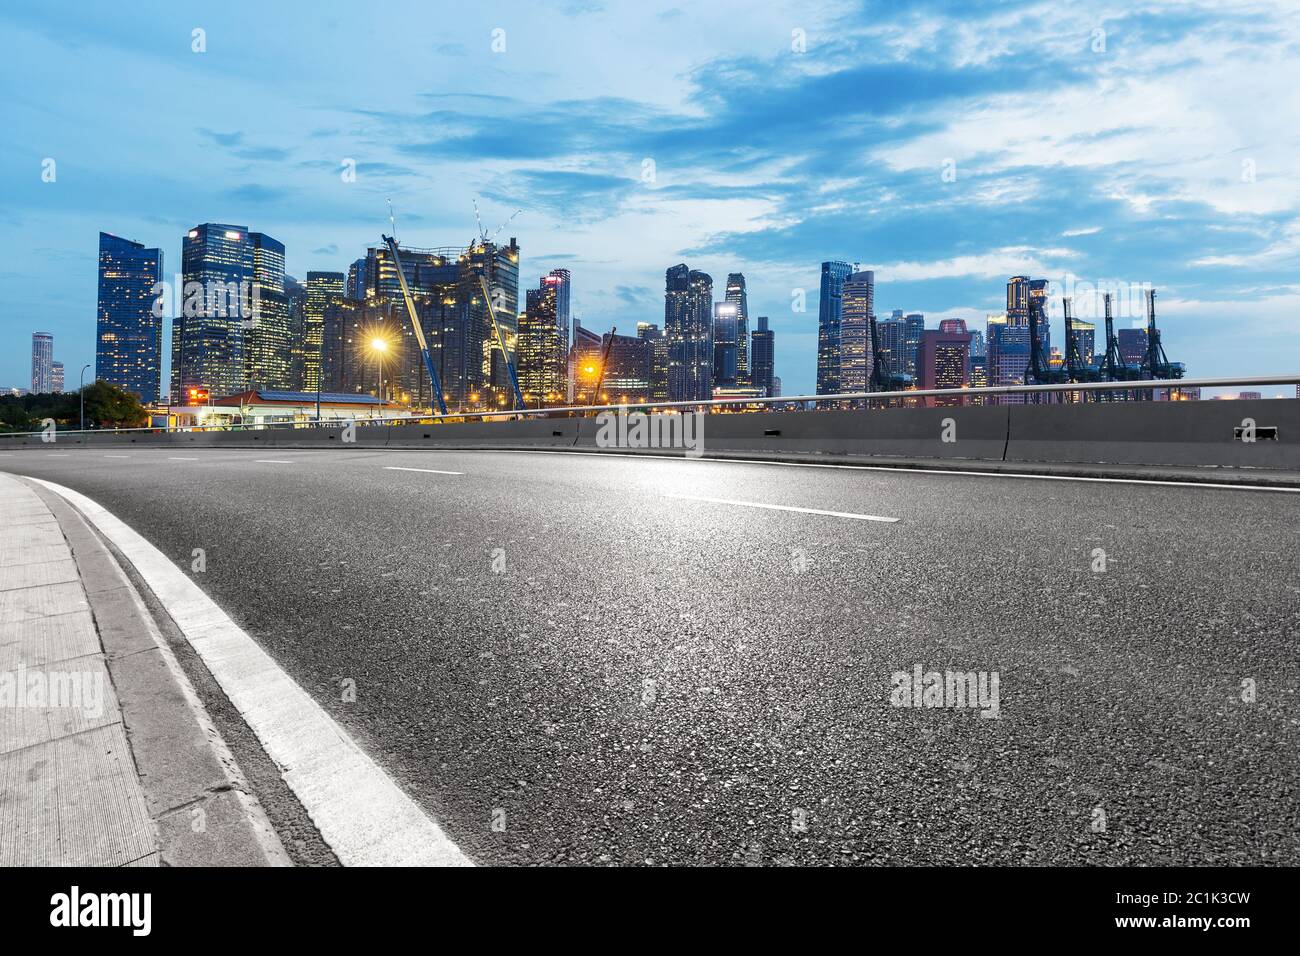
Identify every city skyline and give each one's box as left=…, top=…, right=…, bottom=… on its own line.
left=4, top=2, right=1299, bottom=395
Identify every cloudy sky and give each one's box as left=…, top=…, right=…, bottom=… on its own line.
left=3, top=0, right=1298, bottom=395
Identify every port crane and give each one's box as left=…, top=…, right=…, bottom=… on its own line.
left=1141, top=289, right=1182, bottom=381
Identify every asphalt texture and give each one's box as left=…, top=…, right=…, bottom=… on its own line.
left=3, top=446, right=1298, bottom=866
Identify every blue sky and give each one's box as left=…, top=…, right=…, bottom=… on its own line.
left=3, top=0, right=1298, bottom=396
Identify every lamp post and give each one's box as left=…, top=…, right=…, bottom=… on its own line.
left=370, top=337, right=388, bottom=424
left=78, top=364, right=91, bottom=431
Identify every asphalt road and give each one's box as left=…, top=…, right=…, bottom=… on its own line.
left=3, top=446, right=1298, bottom=865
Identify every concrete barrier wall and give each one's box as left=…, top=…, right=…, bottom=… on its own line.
left=1005, top=398, right=1299, bottom=468
left=2, top=399, right=1297, bottom=471
left=572, top=406, right=1010, bottom=461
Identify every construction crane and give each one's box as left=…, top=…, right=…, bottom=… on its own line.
left=590, top=326, right=617, bottom=406
left=382, top=233, right=448, bottom=416
left=475, top=272, right=525, bottom=412
left=473, top=200, right=521, bottom=245
left=464, top=201, right=527, bottom=412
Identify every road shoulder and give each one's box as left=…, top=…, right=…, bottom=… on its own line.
left=2, top=472, right=289, bottom=866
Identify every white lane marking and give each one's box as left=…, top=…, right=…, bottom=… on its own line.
left=104, top=455, right=131, bottom=458
left=167, top=457, right=199, bottom=461
left=26, top=476, right=472, bottom=867
left=665, top=492, right=899, bottom=523
left=254, top=459, right=294, bottom=464
left=384, top=466, right=464, bottom=476
left=503, top=449, right=1300, bottom=494
left=45, top=454, right=69, bottom=458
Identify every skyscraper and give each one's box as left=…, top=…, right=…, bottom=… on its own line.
left=750, top=315, right=775, bottom=397
left=347, top=257, right=367, bottom=300
left=245, top=232, right=293, bottom=390
left=637, top=322, right=669, bottom=402
left=460, top=238, right=520, bottom=409
left=815, top=261, right=852, bottom=395
left=1118, top=328, right=1147, bottom=368
left=725, top=273, right=749, bottom=386
left=30, top=332, right=53, bottom=394
left=1006, top=275, right=1050, bottom=356
left=172, top=223, right=254, bottom=400
left=303, top=272, right=345, bottom=393
left=519, top=274, right=566, bottom=407
left=51, top=362, right=64, bottom=393
left=601, top=331, right=652, bottom=403
left=919, top=323, right=972, bottom=405
left=1068, top=318, right=1097, bottom=368
left=986, top=312, right=1031, bottom=402
left=875, top=317, right=906, bottom=380
left=284, top=275, right=307, bottom=390
left=840, top=270, right=874, bottom=395
left=96, top=232, right=164, bottom=403
left=358, top=237, right=520, bottom=410
left=903, top=313, right=925, bottom=381
left=548, top=268, right=572, bottom=358
left=665, top=264, right=713, bottom=401
left=713, top=301, right=739, bottom=388
left=362, top=242, right=461, bottom=408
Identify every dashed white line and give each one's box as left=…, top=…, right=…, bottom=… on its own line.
left=255, top=459, right=294, bottom=464
left=167, top=457, right=199, bottom=461
left=384, top=466, right=464, bottom=476
left=103, top=455, right=131, bottom=458
left=665, top=492, right=899, bottom=523
left=26, top=475, right=472, bottom=867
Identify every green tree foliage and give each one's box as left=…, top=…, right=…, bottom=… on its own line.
left=0, top=381, right=150, bottom=432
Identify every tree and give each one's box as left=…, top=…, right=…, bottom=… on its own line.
left=81, top=380, right=150, bottom=428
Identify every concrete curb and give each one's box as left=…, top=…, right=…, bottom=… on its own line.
left=21, top=479, right=292, bottom=867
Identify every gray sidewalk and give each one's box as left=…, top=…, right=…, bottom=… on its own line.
left=0, top=472, right=287, bottom=866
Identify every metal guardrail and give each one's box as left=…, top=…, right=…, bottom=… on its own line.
left=1, top=374, right=1297, bottom=439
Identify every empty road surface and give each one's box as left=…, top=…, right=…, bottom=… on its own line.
left=3, top=446, right=1298, bottom=865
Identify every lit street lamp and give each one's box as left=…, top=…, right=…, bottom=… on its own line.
left=78, top=364, right=91, bottom=431
left=370, top=337, right=388, bottom=422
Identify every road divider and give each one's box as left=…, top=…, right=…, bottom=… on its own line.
left=2, top=399, right=1297, bottom=476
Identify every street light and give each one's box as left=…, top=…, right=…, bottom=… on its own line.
left=370, top=337, right=388, bottom=422
left=78, top=364, right=91, bottom=431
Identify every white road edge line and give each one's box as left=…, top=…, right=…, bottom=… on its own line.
left=25, top=475, right=472, bottom=868
left=384, top=466, right=464, bottom=476
left=505, top=449, right=1300, bottom=493
left=665, top=492, right=899, bottom=523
